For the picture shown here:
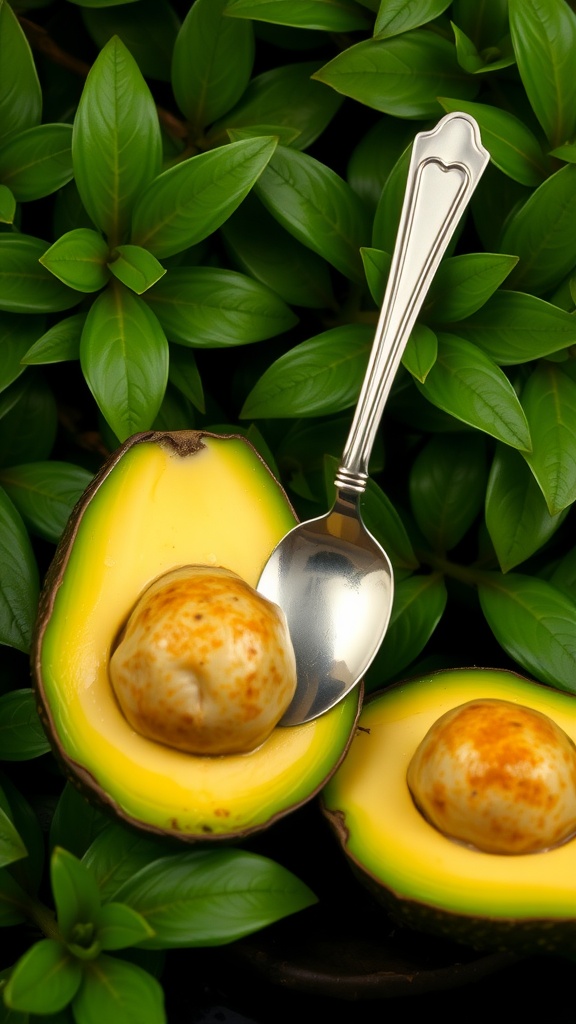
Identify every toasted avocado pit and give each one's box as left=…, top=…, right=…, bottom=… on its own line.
left=109, top=564, right=297, bottom=755
left=407, top=698, right=576, bottom=855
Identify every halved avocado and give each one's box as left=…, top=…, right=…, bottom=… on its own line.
left=321, top=668, right=576, bottom=954
left=32, top=430, right=361, bottom=842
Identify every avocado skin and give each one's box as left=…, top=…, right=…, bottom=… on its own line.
left=344, top=856, right=576, bottom=958
left=32, top=430, right=362, bottom=842
left=321, top=667, right=576, bottom=956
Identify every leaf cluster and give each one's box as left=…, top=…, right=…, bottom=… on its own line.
left=3, top=0, right=576, bottom=1016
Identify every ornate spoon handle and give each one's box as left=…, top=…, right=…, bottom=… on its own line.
left=335, top=111, right=489, bottom=495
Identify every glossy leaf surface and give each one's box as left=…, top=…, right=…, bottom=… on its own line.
left=80, top=285, right=169, bottom=442
left=255, top=145, right=371, bottom=281
left=0, top=487, right=38, bottom=653
left=241, top=324, right=373, bottom=418
left=172, top=0, right=254, bottom=127
left=72, top=36, right=162, bottom=244
left=313, top=31, right=478, bottom=118
left=146, top=266, right=297, bottom=346
left=131, top=137, right=277, bottom=259
left=114, top=848, right=317, bottom=947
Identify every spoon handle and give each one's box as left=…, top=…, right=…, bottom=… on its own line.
left=335, top=111, right=489, bottom=494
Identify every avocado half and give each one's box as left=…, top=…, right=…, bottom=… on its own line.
left=321, top=667, right=576, bottom=955
left=32, top=430, right=361, bottom=842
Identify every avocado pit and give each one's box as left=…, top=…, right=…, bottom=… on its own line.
left=109, top=564, right=297, bottom=755
left=407, top=698, right=576, bottom=855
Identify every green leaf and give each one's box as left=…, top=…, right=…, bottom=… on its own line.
left=437, top=97, right=550, bottom=187
left=0, top=313, right=46, bottom=391
left=221, top=193, right=335, bottom=309
left=113, top=848, right=317, bottom=947
left=72, top=956, right=165, bottom=1024
left=0, top=124, right=73, bottom=202
left=366, top=572, right=448, bottom=689
left=451, top=0, right=510, bottom=49
left=226, top=123, right=301, bottom=146
left=509, top=0, right=576, bottom=149
left=450, top=290, right=576, bottom=364
left=224, top=0, right=372, bottom=32
left=521, top=362, right=576, bottom=515
left=0, top=0, right=42, bottom=145
left=0, top=805, right=26, bottom=869
left=22, top=313, right=85, bottom=366
left=451, top=21, right=515, bottom=74
left=145, top=266, right=297, bottom=347
left=108, top=245, right=165, bottom=295
left=240, top=323, right=373, bottom=419
left=207, top=61, right=343, bottom=153
left=500, top=163, right=576, bottom=296
left=425, top=253, right=519, bottom=323
left=255, top=144, right=371, bottom=281
left=0, top=461, right=93, bottom=543
left=402, top=321, right=438, bottom=383
left=50, top=784, right=110, bottom=861
left=95, top=902, right=155, bottom=951
left=68, top=0, right=141, bottom=5
left=0, top=772, right=44, bottom=896
left=0, top=373, right=57, bottom=467
left=312, top=30, right=479, bottom=119
left=0, top=487, right=39, bottom=653
left=72, top=35, right=162, bottom=244
left=417, top=332, right=532, bottom=451
left=3, top=940, right=82, bottom=1015
left=131, top=137, right=277, bottom=259
left=361, top=245, right=391, bottom=305
left=348, top=116, right=415, bottom=213
left=172, top=0, right=254, bottom=127
left=486, top=443, right=568, bottom=573
left=478, top=572, right=576, bottom=693
left=374, top=0, right=451, bottom=37
left=40, top=229, right=110, bottom=293
left=0, top=689, right=51, bottom=761
left=0, top=868, right=28, bottom=926
left=51, top=847, right=101, bottom=944
left=550, top=544, right=576, bottom=594
left=80, top=285, right=169, bottom=442
left=0, top=235, right=81, bottom=314
left=0, top=184, right=15, bottom=225
left=168, top=346, right=204, bottom=413
left=409, top=432, right=488, bottom=552
left=81, top=0, right=180, bottom=82
left=82, top=824, right=170, bottom=904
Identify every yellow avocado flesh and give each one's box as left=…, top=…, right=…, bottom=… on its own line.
left=322, top=669, right=576, bottom=922
left=36, top=432, right=359, bottom=839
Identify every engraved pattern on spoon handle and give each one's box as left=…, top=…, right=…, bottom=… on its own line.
left=335, top=112, right=489, bottom=495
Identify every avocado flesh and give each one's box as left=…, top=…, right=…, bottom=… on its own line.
left=321, top=668, right=576, bottom=953
left=34, top=431, right=360, bottom=840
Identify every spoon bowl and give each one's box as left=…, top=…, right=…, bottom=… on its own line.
left=258, top=112, right=490, bottom=726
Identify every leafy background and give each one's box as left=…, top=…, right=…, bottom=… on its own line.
left=2, top=0, right=576, bottom=1019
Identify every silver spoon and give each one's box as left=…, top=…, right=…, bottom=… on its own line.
left=258, top=111, right=490, bottom=726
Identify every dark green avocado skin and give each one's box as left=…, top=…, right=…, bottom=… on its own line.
left=355, top=863, right=576, bottom=957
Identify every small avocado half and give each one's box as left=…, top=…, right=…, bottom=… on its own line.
left=32, top=430, right=361, bottom=842
left=321, top=667, right=576, bottom=955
